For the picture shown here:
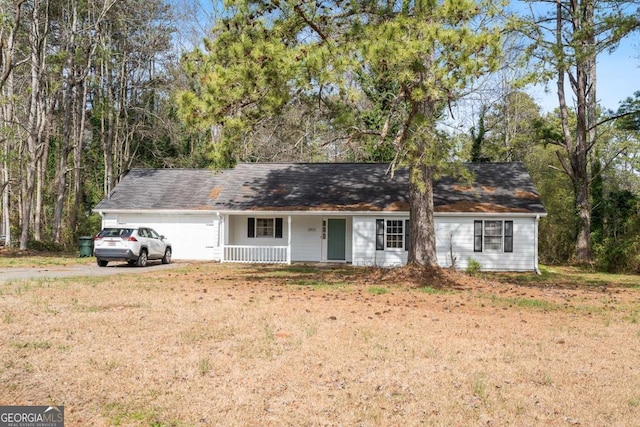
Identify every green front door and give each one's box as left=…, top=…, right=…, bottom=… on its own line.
left=327, top=219, right=346, bottom=261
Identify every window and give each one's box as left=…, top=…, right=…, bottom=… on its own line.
left=376, top=219, right=408, bottom=250
left=386, top=220, right=403, bottom=248
left=474, top=220, right=513, bottom=253
left=484, top=221, right=503, bottom=251
left=247, top=218, right=283, bottom=238
left=256, top=218, right=274, bottom=237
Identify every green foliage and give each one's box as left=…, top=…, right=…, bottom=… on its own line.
left=470, top=105, right=489, bottom=162
left=466, top=258, right=482, bottom=275
left=594, top=236, right=640, bottom=273
left=525, top=144, right=576, bottom=264
left=592, top=190, right=640, bottom=273
left=617, top=91, right=640, bottom=131
left=177, top=0, right=507, bottom=169
left=520, top=0, right=640, bottom=263
left=176, top=0, right=510, bottom=267
left=26, top=240, right=65, bottom=253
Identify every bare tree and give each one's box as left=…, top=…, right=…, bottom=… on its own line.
left=19, top=0, right=50, bottom=250
left=524, top=0, right=640, bottom=262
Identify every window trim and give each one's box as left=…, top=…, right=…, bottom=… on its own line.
left=474, top=220, right=513, bottom=253
left=247, top=217, right=283, bottom=239
left=376, top=218, right=407, bottom=251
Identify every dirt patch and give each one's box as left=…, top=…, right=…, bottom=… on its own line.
left=1, top=263, right=639, bottom=426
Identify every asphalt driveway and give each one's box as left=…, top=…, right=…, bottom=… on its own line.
left=0, top=261, right=184, bottom=282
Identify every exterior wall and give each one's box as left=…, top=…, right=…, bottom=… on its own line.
left=352, top=215, right=408, bottom=267
left=101, top=211, right=539, bottom=270
left=436, top=217, right=538, bottom=271
left=101, top=213, right=220, bottom=260
left=353, top=215, right=539, bottom=271
left=290, top=216, right=322, bottom=262
left=228, top=214, right=290, bottom=247
left=102, top=213, right=118, bottom=228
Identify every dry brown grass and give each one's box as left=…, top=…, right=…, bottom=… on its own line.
left=1, top=263, right=640, bottom=426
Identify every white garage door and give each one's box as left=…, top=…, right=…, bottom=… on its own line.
left=116, top=214, right=218, bottom=260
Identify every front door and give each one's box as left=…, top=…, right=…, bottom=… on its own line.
left=327, top=219, right=346, bottom=261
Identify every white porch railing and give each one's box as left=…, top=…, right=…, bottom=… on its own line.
left=223, top=245, right=289, bottom=264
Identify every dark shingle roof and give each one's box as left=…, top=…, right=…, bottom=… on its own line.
left=94, top=163, right=546, bottom=214
left=94, top=169, right=225, bottom=210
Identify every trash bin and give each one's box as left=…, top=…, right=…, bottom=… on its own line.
left=78, top=236, right=94, bottom=257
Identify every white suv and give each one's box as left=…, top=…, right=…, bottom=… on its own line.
left=94, top=227, right=172, bottom=267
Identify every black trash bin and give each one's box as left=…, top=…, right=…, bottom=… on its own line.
left=78, top=236, right=94, bottom=257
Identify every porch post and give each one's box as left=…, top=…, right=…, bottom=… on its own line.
left=220, top=214, right=227, bottom=262
left=287, top=215, right=292, bottom=264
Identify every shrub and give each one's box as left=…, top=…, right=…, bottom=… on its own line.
left=466, top=258, right=482, bottom=275
left=593, top=236, right=640, bottom=273
left=27, top=240, right=65, bottom=252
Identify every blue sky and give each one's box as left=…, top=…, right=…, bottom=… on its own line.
left=530, top=35, right=640, bottom=113
left=513, top=0, right=640, bottom=114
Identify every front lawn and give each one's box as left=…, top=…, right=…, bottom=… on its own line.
left=1, top=262, right=639, bottom=426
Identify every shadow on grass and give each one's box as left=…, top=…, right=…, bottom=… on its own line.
left=488, top=265, right=640, bottom=291
left=234, top=263, right=472, bottom=291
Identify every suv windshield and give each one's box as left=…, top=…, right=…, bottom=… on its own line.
left=97, top=228, right=134, bottom=238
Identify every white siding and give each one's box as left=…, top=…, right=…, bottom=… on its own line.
left=102, top=213, right=118, bottom=228
left=228, top=215, right=289, bottom=248
left=107, top=213, right=219, bottom=260
left=436, top=217, right=537, bottom=271
left=352, top=216, right=408, bottom=267
left=290, top=216, right=322, bottom=261
left=101, top=212, right=539, bottom=270
left=353, top=216, right=539, bottom=271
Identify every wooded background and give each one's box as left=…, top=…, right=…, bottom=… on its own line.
left=1, top=0, right=639, bottom=272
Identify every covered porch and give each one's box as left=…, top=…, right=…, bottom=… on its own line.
left=219, top=214, right=352, bottom=264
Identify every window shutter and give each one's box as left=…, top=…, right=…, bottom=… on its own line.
left=248, top=218, right=255, bottom=238
left=504, top=221, right=513, bottom=253
left=474, top=221, right=483, bottom=252
left=404, top=220, right=410, bottom=251
left=376, top=219, right=384, bottom=250
left=275, top=218, right=283, bottom=238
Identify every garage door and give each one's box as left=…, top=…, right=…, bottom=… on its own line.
left=116, top=214, right=218, bottom=260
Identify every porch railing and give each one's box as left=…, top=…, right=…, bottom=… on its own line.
left=223, top=245, right=289, bottom=264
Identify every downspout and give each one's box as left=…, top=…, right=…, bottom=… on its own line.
left=534, top=214, right=541, bottom=275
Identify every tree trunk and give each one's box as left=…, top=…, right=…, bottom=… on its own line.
left=52, top=87, right=74, bottom=243
left=407, top=163, right=438, bottom=267
left=70, top=78, right=89, bottom=237
left=554, top=0, right=594, bottom=263
left=0, top=4, right=20, bottom=246
left=20, top=0, right=49, bottom=250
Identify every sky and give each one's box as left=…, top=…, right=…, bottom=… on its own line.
left=514, top=0, right=640, bottom=114
left=529, top=35, right=640, bottom=113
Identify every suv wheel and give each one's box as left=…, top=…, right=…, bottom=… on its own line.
left=97, top=259, right=108, bottom=267
left=162, top=247, right=172, bottom=264
left=136, top=249, right=148, bottom=267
